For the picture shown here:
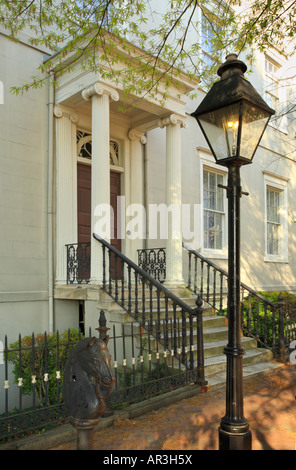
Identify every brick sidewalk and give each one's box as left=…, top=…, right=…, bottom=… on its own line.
left=51, top=364, right=296, bottom=451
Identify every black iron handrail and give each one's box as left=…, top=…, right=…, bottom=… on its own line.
left=184, top=243, right=275, bottom=308
left=93, top=233, right=207, bottom=387
left=183, top=243, right=291, bottom=359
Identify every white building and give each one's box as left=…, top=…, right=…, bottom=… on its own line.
left=0, top=3, right=296, bottom=341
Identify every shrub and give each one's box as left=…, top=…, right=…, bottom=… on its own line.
left=7, top=329, right=82, bottom=406
left=241, top=291, right=296, bottom=350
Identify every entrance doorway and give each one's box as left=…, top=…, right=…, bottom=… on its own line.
left=77, top=164, right=122, bottom=277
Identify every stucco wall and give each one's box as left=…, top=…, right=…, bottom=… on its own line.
left=0, top=35, right=50, bottom=340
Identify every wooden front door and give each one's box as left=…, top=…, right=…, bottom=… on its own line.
left=110, top=171, right=121, bottom=253
left=77, top=164, right=121, bottom=277
left=77, top=163, right=91, bottom=244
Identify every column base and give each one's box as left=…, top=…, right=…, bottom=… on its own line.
left=163, top=280, right=186, bottom=288
left=163, top=281, right=191, bottom=298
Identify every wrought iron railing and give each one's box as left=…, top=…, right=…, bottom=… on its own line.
left=66, top=243, right=90, bottom=284
left=137, top=248, right=166, bottom=283
left=183, top=243, right=296, bottom=361
left=0, top=310, right=205, bottom=442
left=93, top=233, right=207, bottom=384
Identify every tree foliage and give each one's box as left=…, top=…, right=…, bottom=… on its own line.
left=0, top=0, right=295, bottom=100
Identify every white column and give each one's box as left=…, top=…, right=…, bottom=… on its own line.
left=127, top=129, right=147, bottom=264
left=158, top=114, right=187, bottom=287
left=54, top=105, right=78, bottom=284
left=82, top=83, right=119, bottom=284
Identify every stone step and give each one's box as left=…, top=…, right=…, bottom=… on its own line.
left=153, top=335, right=257, bottom=363
left=111, top=296, right=204, bottom=313
left=129, top=295, right=201, bottom=309
left=203, top=335, right=258, bottom=359
left=100, top=285, right=195, bottom=300
left=203, top=347, right=274, bottom=376
left=207, top=359, right=282, bottom=388
left=109, top=300, right=214, bottom=323
left=123, top=314, right=227, bottom=338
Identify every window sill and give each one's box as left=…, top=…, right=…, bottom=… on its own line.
left=264, top=255, right=289, bottom=264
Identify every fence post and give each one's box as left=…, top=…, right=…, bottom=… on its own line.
left=277, top=293, right=286, bottom=362
left=96, top=309, right=110, bottom=343
left=193, top=295, right=209, bottom=391
left=96, top=310, right=113, bottom=418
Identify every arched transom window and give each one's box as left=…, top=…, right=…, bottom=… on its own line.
left=77, top=130, right=120, bottom=167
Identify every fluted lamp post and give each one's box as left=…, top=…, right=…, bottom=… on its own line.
left=191, top=53, right=275, bottom=450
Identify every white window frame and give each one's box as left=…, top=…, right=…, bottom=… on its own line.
left=264, top=54, right=288, bottom=133
left=199, top=9, right=224, bottom=88
left=199, top=151, right=228, bottom=259
left=201, top=13, right=217, bottom=68
left=264, top=56, right=280, bottom=111
left=263, top=172, right=288, bottom=263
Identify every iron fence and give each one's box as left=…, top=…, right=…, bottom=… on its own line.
left=0, top=311, right=203, bottom=443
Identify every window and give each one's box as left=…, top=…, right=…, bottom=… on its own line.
left=203, top=168, right=225, bottom=251
left=76, top=129, right=121, bottom=168
left=264, top=173, right=288, bottom=262
left=265, top=57, right=280, bottom=111
left=201, top=14, right=216, bottom=68
left=264, top=54, right=290, bottom=132
left=266, top=188, right=280, bottom=255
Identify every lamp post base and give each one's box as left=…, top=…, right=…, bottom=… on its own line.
left=219, top=426, right=252, bottom=450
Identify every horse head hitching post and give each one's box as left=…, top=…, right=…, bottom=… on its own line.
left=63, top=327, right=115, bottom=450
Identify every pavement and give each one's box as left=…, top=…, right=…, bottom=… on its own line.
left=2, top=362, right=296, bottom=453
left=52, top=362, right=296, bottom=452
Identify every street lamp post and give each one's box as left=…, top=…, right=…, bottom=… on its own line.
left=191, top=54, right=274, bottom=450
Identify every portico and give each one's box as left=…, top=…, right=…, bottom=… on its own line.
left=52, top=43, right=197, bottom=295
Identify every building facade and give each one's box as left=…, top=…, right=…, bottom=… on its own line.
left=0, top=6, right=296, bottom=342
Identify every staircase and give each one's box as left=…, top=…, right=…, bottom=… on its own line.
left=94, top=235, right=281, bottom=392
left=201, top=305, right=277, bottom=381
left=98, top=283, right=279, bottom=386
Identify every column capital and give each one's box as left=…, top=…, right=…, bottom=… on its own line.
left=128, top=129, right=147, bottom=144
left=158, top=113, right=187, bottom=129
left=82, top=82, right=119, bottom=102
left=53, top=105, right=78, bottom=123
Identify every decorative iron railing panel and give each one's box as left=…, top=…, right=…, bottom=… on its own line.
left=137, top=248, right=166, bottom=283
left=66, top=243, right=91, bottom=284
left=183, top=243, right=296, bottom=361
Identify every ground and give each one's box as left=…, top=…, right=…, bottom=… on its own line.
left=51, top=364, right=296, bottom=451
